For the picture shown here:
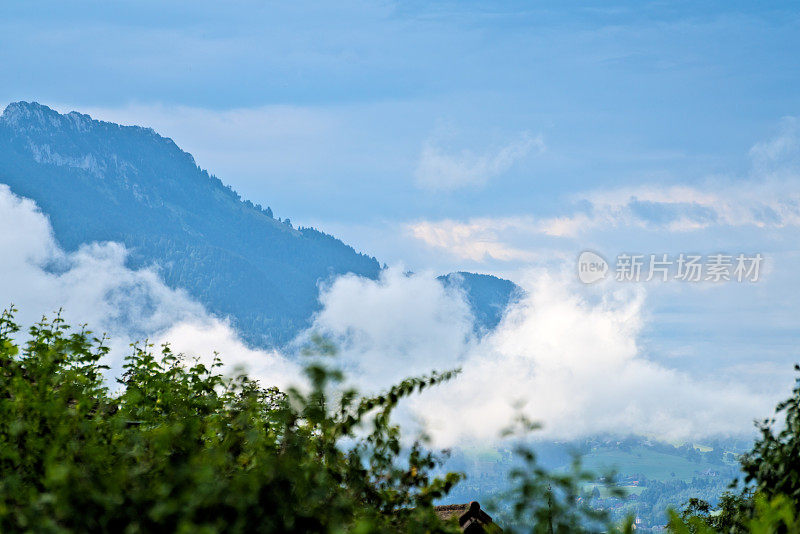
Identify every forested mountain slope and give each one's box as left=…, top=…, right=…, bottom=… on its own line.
left=0, top=102, right=382, bottom=345
left=0, top=102, right=521, bottom=346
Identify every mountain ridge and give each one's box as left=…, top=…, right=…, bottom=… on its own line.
left=0, top=101, right=520, bottom=346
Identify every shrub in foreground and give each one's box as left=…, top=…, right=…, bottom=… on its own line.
left=0, top=308, right=461, bottom=533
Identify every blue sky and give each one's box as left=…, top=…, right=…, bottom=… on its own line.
left=3, top=1, right=799, bottom=224
left=3, top=0, right=800, bottom=406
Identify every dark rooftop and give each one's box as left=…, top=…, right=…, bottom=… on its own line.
left=434, top=501, right=502, bottom=533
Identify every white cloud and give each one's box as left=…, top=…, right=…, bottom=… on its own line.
left=308, top=267, right=771, bottom=447
left=416, top=272, right=770, bottom=445
left=408, top=217, right=541, bottom=262
left=0, top=185, right=300, bottom=388
left=406, top=124, right=800, bottom=262
left=153, top=320, right=299, bottom=391
left=0, top=185, right=778, bottom=447
left=552, top=182, right=800, bottom=235
left=415, top=131, right=543, bottom=191
left=309, top=268, right=476, bottom=388
left=407, top=181, right=800, bottom=262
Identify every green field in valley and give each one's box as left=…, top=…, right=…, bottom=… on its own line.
left=579, top=445, right=729, bottom=482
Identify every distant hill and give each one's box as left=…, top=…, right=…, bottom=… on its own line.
left=438, top=272, right=523, bottom=333
left=0, top=102, right=520, bottom=346
left=0, top=101, right=384, bottom=346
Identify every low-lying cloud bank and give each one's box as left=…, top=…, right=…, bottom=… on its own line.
left=309, top=269, right=772, bottom=447
left=0, top=185, right=300, bottom=390
left=0, top=185, right=772, bottom=446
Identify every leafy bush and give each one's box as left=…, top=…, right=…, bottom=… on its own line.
left=0, top=308, right=461, bottom=533
left=669, top=365, right=800, bottom=533
left=495, top=414, right=631, bottom=534
left=0, top=307, right=663, bottom=533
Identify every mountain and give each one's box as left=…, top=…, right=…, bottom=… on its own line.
left=438, top=272, right=523, bottom=333
left=0, top=101, right=383, bottom=346
left=0, top=101, right=521, bottom=346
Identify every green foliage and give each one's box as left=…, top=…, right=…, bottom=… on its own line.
left=669, top=492, right=753, bottom=534
left=669, top=365, right=800, bottom=533
left=745, top=493, right=800, bottom=533
left=667, top=508, right=720, bottom=534
left=494, top=414, right=632, bottom=534
left=741, top=364, right=800, bottom=507
left=0, top=306, right=723, bottom=533
left=0, top=308, right=462, bottom=533
left=668, top=493, right=800, bottom=534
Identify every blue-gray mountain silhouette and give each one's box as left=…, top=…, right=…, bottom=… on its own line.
left=438, top=272, right=523, bottom=333
left=0, top=102, right=519, bottom=346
